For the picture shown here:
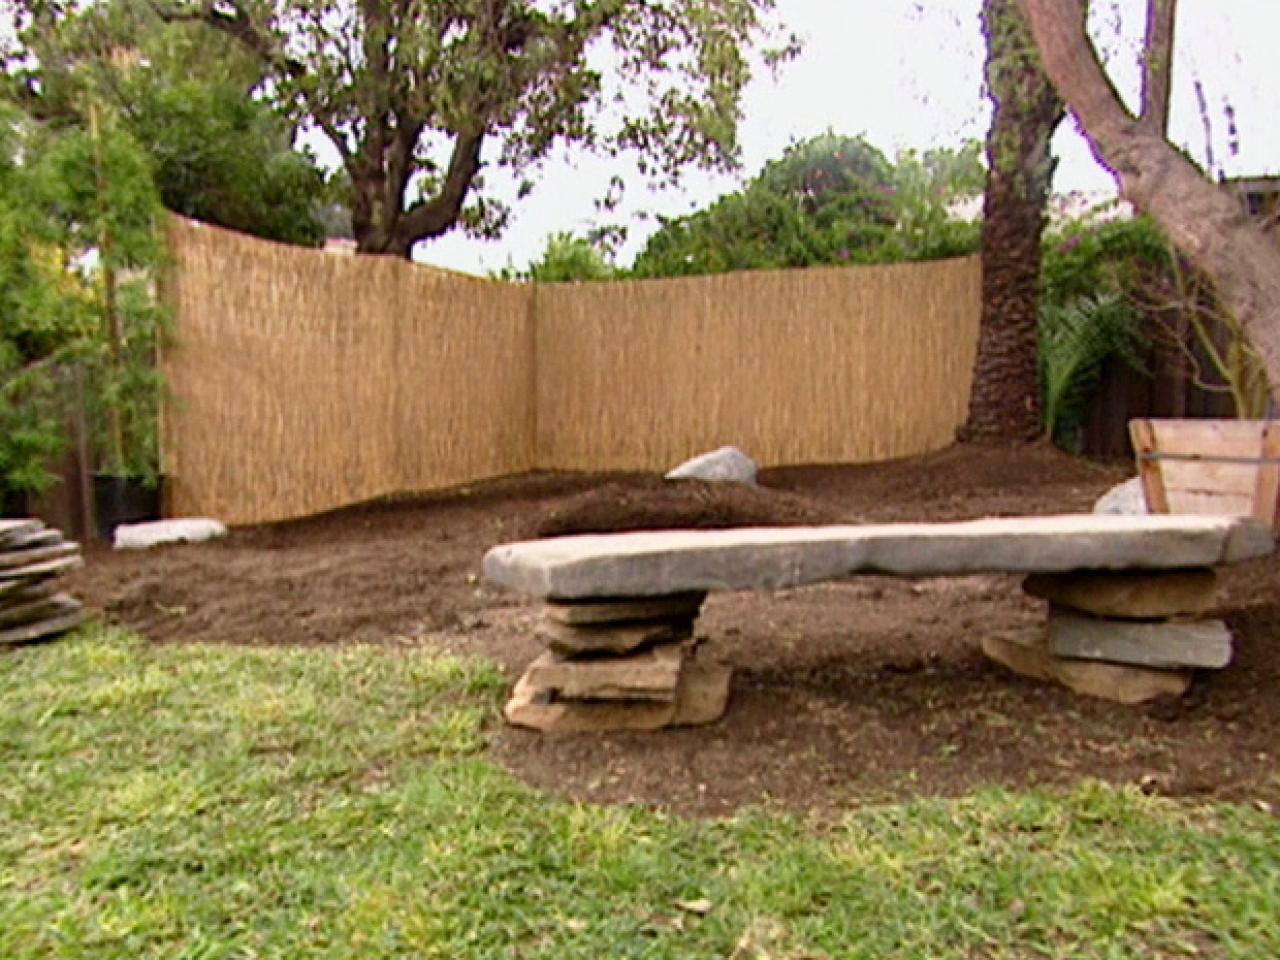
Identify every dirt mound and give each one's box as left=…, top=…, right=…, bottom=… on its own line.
left=523, top=477, right=843, bottom=538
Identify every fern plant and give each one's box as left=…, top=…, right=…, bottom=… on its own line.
left=1038, top=292, right=1148, bottom=446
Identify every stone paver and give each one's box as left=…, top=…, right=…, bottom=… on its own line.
left=484, top=515, right=1274, bottom=600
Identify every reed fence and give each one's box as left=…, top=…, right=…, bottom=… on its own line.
left=164, top=218, right=980, bottom=525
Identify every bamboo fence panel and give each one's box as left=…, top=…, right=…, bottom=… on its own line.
left=533, top=259, right=980, bottom=471
left=163, top=218, right=535, bottom=525
left=164, top=218, right=979, bottom=524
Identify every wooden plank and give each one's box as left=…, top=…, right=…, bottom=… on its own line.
left=1129, top=419, right=1169, bottom=514
left=1160, top=490, right=1256, bottom=517
left=1158, top=459, right=1259, bottom=499
left=1253, top=422, right=1280, bottom=533
left=1147, top=418, right=1268, bottom=457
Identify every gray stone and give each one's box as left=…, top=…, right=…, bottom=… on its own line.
left=114, top=518, right=227, bottom=550
left=0, top=554, right=83, bottom=583
left=669, top=659, right=732, bottom=726
left=1093, top=478, right=1148, bottom=515
left=0, top=592, right=78, bottom=629
left=0, top=603, right=87, bottom=646
left=0, top=540, right=79, bottom=570
left=1047, top=607, right=1232, bottom=670
left=1023, top=568, right=1219, bottom=620
left=483, top=515, right=1274, bottom=600
left=522, top=642, right=686, bottom=701
left=3, top=528, right=64, bottom=551
left=543, top=592, right=706, bottom=626
left=537, top=617, right=694, bottom=656
left=981, top=632, right=1192, bottom=704
left=665, top=446, right=758, bottom=484
left=0, top=519, right=43, bottom=548
left=0, top=580, right=56, bottom=604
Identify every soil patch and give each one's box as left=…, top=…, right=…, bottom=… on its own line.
left=63, top=442, right=1280, bottom=816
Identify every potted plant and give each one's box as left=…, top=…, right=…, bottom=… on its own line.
left=34, top=103, right=168, bottom=539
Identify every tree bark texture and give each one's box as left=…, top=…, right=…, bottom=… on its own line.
left=963, top=0, right=1065, bottom=441
left=1017, top=0, right=1280, bottom=403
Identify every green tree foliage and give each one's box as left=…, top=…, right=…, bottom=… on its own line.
left=0, top=104, right=166, bottom=499
left=630, top=134, right=982, bottom=278
left=4, top=0, right=327, bottom=247
left=513, top=232, right=617, bottom=283
left=142, top=0, right=798, bottom=258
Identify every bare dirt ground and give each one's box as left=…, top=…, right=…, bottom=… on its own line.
left=67, top=443, right=1280, bottom=816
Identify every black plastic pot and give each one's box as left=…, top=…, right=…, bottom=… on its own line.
left=0, top=487, right=27, bottom=519
left=93, top=473, right=162, bottom=541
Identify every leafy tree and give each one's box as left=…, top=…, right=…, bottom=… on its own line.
left=4, top=0, right=327, bottom=246
left=962, top=0, right=1064, bottom=442
left=147, top=0, right=798, bottom=258
left=1017, top=0, right=1280, bottom=407
left=0, top=102, right=166, bottom=500
left=630, top=134, right=981, bottom=278
left=511, top=231, right=617, bottom=283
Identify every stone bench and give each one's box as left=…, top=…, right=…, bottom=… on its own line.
left=482, top=515, right=1274, bottom=731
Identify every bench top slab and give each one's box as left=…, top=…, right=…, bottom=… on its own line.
left=482, top=514, right=1274, bottom=600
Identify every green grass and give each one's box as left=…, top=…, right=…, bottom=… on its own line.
left=3, top=627, right=1279, bottom=959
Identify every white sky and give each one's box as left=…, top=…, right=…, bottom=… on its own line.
left=397, top=1, right=1280, bottom=274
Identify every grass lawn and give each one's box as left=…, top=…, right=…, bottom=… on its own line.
left=2, top=627, right=1278, bottom=959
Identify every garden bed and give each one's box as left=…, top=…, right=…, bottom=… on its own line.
left=66, top=442, right=1280, bottom=816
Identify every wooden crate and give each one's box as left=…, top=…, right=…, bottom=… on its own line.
left=1130, top=419, right=1280, bottom=534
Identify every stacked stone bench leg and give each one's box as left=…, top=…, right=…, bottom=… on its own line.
left=0, top=519, right=87, bottom=645
left=982, top=568, right=1229, bottom=704
left=504, top=592, right=733, bottom=732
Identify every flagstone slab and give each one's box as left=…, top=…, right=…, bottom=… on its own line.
left=1023, top=568, right=1219, bottom=619
left=542, top=592, right=707, bottom=626
left=1047, top=608, right=1233, bottom=670
left=981, top=632, right=1192, bottom=704
left=484, top=515, right=1274, bottom=600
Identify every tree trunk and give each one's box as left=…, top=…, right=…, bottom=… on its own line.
left=1017, top=0, right=1280, bottom=403
left=963, top=0, right=1065, bottom=441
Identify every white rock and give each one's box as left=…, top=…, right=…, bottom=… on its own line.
left=113, top=518, right=228, bottom=550
left=664, top=446, right=758, bottom=484
left=1094, top=477, right=1148, bottom=515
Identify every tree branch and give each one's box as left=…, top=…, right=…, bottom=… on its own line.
left=392, top=128, right=485, bottom=250
left=1016, top=0, right=1280, bottom=400
left=1139, top=0, right=1176, bottom=135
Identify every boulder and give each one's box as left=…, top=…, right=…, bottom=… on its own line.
left=665, top=446, right=758, bottom=485
left=1094, top=478, right=1148, bottom=515
left=114, top=518, right=227, bottom=550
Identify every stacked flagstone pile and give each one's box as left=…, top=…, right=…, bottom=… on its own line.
left=0, top=519, right=87, bottom=645
left=504, top=591, right=732, bottom=732
left=981, top=568, right=1230, bottom=704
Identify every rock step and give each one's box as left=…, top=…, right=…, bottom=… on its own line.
left=0, top=519, right=44, bottom=548
left=522, top=642, right=687, bottom=702
left=1047, top=607, right=1232, bottom=670
left=504, top=658, right=732, bottom=733
left=981, top=632, right=1191, bottom=704
left=537, top=617, right=694, bottom=656
left=1023, top=569, right=1218, bottom=620
left=542, top=592, right=706, bottom=626
left=484, top=515, right=1274, bottom=600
